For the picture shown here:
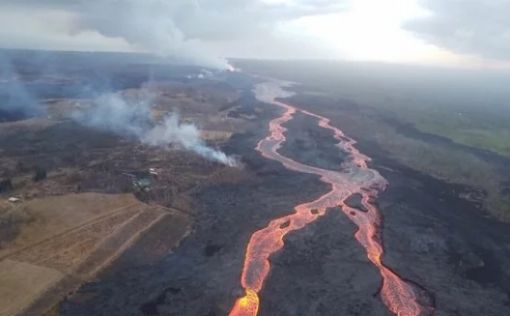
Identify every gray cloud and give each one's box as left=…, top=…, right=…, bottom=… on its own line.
left=0, top=0, right=347, bottom=68
left=406, top=0, right=510, bottom=60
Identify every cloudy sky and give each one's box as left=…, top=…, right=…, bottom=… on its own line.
left=0, top=0, right=509, bottom=69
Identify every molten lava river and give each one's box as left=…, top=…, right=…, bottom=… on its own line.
left=229, top=80, right=433, bottom=316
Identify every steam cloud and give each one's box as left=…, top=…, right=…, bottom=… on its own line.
left=74, top=93, right=237, bottom=166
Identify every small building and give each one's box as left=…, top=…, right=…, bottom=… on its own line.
left=8, top=197, right=21, bottom=203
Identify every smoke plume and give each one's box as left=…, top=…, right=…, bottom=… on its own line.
left=73, top=93, right=237, bottom=166
left=75, top=1, right=232, bottom=69
left=0, top=0, right=347, bottom=69
left=0, top=52, right=42, bottom=121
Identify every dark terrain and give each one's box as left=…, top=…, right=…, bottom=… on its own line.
left=259, top=208, right=388, bottom=316
left=61, top=79, right=510, bottom=316
left=59, top=91, right=334, bottom=315
left=374, top=150, right=510, bottom=315
left=238, top=60, right=510, bottom=220
left=267, top=94, right=510, bottom=315
left=3, top=51, right=509, bottom=316
left=59, top=86, right=389, bottom=316
left=278, top=111, right=347, bottom=171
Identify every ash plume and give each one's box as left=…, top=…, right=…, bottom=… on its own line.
left=73, top=93, right=237, bottom=166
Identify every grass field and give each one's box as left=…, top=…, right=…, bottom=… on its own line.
left=0, top=192, right=187, bottom=316
left=0, top=259, right=63, bottom=316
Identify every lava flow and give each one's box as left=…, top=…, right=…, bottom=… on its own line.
left=229, top=81, right=432, bottom=316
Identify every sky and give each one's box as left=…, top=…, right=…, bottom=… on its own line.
left=0, top=0, right=509, bottom=69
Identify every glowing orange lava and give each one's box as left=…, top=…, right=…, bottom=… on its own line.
left=229, top=81, right=431, bottom=316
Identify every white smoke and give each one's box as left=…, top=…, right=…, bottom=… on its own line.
left=142, top=114, right=237, bottom=166
left=0, top=52, right=43, bottom=120
left=0, top=1, right=348, bottom=69
left=73, top=93, right=237, bottom=166
left=75, top=0, right=232, bottom=69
